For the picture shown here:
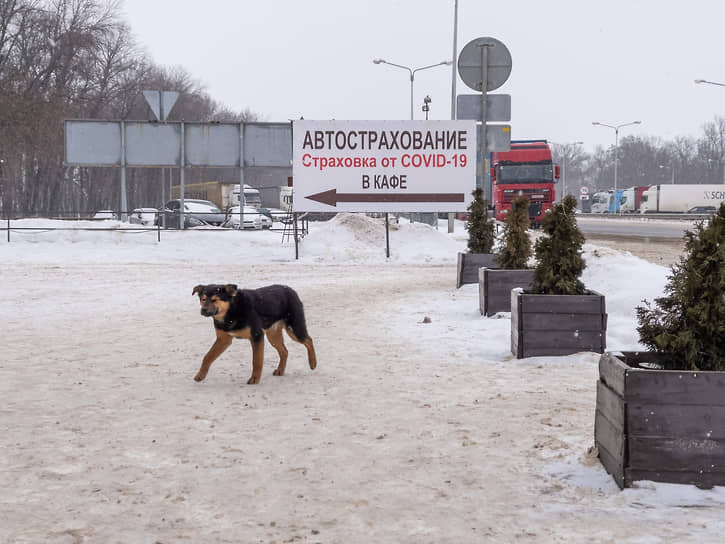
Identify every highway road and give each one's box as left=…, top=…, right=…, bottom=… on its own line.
left=575, top=215, right=698, bottom=239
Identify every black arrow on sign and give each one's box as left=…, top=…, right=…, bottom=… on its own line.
left=305, top=189, right=465, bottom=207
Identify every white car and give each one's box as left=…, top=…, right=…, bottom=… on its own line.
left=223, top=206, right=263, bottom=230
left=93, top=210, right=116, bottom=220
left=129, top=208, right=158, bottom=226
left=260, top=207, right=292, bottom=224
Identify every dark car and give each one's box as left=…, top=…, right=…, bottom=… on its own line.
left=687, top=206, right=717, bottom=214
left=163, top=199, right=225, bottom=227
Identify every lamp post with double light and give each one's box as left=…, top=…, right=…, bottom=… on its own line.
left=372, top=58, right=452, bottom=120
left=591, top=121, right=642, bottom=201
left=373, top=58, right=452, bottom=228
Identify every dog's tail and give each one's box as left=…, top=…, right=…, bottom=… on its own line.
left=285, top=286, right=310, bottom=342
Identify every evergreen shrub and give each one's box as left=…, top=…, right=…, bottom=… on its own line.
left=495, top=195, right=532, bottom=269
left=466, top=188, right=495, bottom=254
left=531, top=194, right=586, bottom=295
left=636, top=203, right=725, bottom=371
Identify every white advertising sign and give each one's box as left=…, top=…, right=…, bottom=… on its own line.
left=292, top=120, right=477, bottom=212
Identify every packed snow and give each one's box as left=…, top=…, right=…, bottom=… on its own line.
left=1, top=214, right=723, bottom=543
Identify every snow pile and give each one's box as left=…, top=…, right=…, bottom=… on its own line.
left=299, top=213, right=466, bottom=263
left=582, top=244, right=670, bottom=350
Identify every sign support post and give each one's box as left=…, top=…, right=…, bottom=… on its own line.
left=479, top=43, right=490, bottom=201
left=120, top=120, right=127, bottom=222
left=238, top=121, right=245, bottom=232
left=179, top=122, right=185, bottom=229
left=385, top=213, right=390, bottom=258
left=457, top=36, right=512, bottom=201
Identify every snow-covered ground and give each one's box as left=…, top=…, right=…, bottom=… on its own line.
left=2, top=214, right=723, bottom=543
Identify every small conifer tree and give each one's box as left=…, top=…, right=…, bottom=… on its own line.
left=495, top=195, right=532, bottom=269
left=531, top=194, right=586, bottom=295
left=466, top=187, right=495, bottom=253
left=636, top=203, right=725, bottom=371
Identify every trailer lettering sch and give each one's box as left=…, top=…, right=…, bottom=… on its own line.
left=640, top=184, right=725, bottom=213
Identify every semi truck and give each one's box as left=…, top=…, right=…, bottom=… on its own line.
left=640, top=184, right=725, bottom=213
left=608, top=189, right=624, bottom=213
left=590, top=191, right=611, bottom=213
left=590, top=189, right=630, bottom=213
left=171, top=181, right=261, bottom=209
left=619, top=186, right=649, bottom=213
left=490, top=140, right=560, bottom=226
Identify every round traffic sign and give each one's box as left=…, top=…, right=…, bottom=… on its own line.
left=457, top=37, right=512, bottom=92
left=580, top=186, right=589, bottom=195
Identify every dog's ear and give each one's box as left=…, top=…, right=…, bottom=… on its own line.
left=192, top=285, right=204, bottom=296
left=224, top=284, right=238, bottom=296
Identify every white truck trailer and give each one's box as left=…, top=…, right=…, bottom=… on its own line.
left=640, top=184, right=725, bottom=213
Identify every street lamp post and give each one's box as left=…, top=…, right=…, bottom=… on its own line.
left=373, top=59, right=452, bottom=120
left=591, top=120, right=642, bottom=201
left=695, top=79, right=725, bottom=87
left=373, top=57, right=452, bottom=230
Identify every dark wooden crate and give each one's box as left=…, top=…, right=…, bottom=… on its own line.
left=510, top=290, right=607, bottom=358
left=478, top=268, right=535, bottom=316
left=595, top=351, right=725, bottom=489
left=456, top=252, right=498, bottom=288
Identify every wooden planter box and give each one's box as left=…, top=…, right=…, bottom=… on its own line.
left=479, top=268, right=535, bottom=316
left=596, top=351, right=725, bottom=489
left=510, top=289, right=607, bottom=358
left=456, top=252, right=497, bottom=288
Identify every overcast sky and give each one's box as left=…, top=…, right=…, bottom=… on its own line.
left=121, top=0, right=725, bottom=152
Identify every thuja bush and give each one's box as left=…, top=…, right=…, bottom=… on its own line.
left=466, top=187, right=495, bottom=253
left=495, top=195, right=532, bottom=269
left=531, top=194, right=586, bottom=295
left=636, top=203, right=725, bottom=371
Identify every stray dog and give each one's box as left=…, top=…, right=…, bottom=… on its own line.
left=192, top=284, right=317, bottom=384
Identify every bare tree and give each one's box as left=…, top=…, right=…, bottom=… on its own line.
left=697, top=116, right=725, bottom=184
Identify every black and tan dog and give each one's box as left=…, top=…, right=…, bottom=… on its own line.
left=192, top=284, right=316, bottom=384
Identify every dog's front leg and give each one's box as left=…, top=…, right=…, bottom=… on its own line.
left=247, top=336, right=265, bottom=384
left=195, top=331, right=232, bottom=382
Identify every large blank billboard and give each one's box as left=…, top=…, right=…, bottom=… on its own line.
left=65, top=120, right=293, bottom=168
left=65, top=120, right=122, bottom=166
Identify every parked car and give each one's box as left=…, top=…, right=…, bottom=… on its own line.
left=129, top=208, right=158, bottom=226
left=163, top=199, right=225, bottom=226
left=93, top=210, right=116, bottom=220
left=165, top=214, right=207, bottom=229
left=259, top=213, right=272, bottom=229
left=223, top=206, right=263, bottom=230
left=259, top=207, right=292, bottom=225
left=687, top=205, right=717, bottom=215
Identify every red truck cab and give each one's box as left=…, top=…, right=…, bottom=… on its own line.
left=490, top=140, right=560, bottom=226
